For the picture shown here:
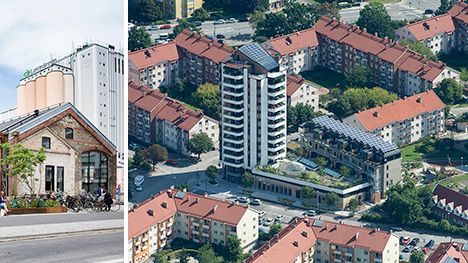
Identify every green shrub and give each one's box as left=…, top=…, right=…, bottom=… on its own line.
left=45, top=199, right=60, bottom=208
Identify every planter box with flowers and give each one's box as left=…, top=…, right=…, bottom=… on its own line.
left=8, top=198, right=67, bottom=215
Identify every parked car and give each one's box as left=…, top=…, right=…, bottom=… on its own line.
left=159, top=24, right=172, bottom=29
left=237, top=196, right=250, bottom=203
left=166, top=159, right=177, bottom=165
left=216, top=33, right=225, bottom=39
left=303, top=210, right=317, bottom=216
left=424, top=9, right=434, bottom=14
left=135, top=185, right=143, bottom=192
left=134, top=175, right=145, bottom=186
left=217, top=39, right=225, bottom=44
left=275, top=215, right=284, bottom=222
left=228, top=18, right=238, bottom=23
left=258, top=211, right=266, bottom=217
left=422, top=247, right=430, bottom=254
left=409, top=238, right=420, bottom=246
left=263, top=218, right=274, bottom=226
left=400, top=236, right=411, bottom=245
left=251, top=199, right=262, bottom=206
left=214, top=19, right=225, bottom=25
left=402, top=246, right=414, bottom=253
left=413, top=246, right=421, bottom=252
left=425, top=240, right=435, bottom=249
left=193, top=21, right=203, bottom=26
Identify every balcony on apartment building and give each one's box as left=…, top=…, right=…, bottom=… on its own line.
left=223, top=126, right=244, bottom=137
left=223, top=67, right=244, bottom=79
left=223, top=87, right=244, bottom=97
left=223, top=110, right=244, bottom=120
left=223, top=149, right=244, bottom=160
left=223, top=94, right=244, bottom=104
left=268, top=85, right=286, bottom=97
left=223, top=102, right=244, bottom=112
left=223, top=141, right=244, bottom=152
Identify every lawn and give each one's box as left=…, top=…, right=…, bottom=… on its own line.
left=301, top=68, right=345, bottom=89
left=400, top=138, right=467, bottom=162
left=440, top=173, right=468, bottom=190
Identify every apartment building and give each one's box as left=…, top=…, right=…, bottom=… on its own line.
left=395, top=2, right=468, bottom=54
left=220, top=43, right=288, bottom=179
left=162, top=0, right=203, bottom=19
left=128, top=189, right=259, bottom=263
left=128, top=42, right=180, bottom=90
left=0, top=103, right=117, bottom=196
left=426, top=242, right=468, bottom=263
left=344, top=90, right=445, bottom=146
left=314, top=16, right=458, bottom=96
left=128, top=81, right=219, bottom=156
left=432, top=184, right=468, bottom=227
left=17, top=43, right=125, bottom=169
left=263, top=28, right=320, bottom=74
left=246, top=218, right=400, bottom=263
left=287, top=74, right=319, bottom=109
left=175, top=29, right=234, bottom=87
left=301, top=116, right=401, bottom=202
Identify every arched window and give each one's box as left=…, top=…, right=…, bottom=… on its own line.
left=65, top=128, right=74, bottom=139
left=81, top=151, right=108, bottom=193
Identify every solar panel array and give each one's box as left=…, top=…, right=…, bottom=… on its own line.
left=324, top=168, right=342, bottom=179
left=299, top=158, right=319, bottom=170
left=238, top=42, right=279, bottom=71
left=311, top=116, right=398, bottom=154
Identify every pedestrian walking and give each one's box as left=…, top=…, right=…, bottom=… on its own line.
left=116, top=184, right=121, bottom=203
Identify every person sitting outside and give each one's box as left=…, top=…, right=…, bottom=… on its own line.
left=0, top=191, right=10, bottom=216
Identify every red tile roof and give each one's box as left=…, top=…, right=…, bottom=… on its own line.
left=128, top=189, right=250, bottom=238
left=128, top=81, right=206, bottom=131
left=450, top=1, right=468, bottom=24
left=264, top=28, right=319, bottom=56
left=353, top=90, right=445, bottom=131
left=129, top=41, right=180, bottom=70
left=173, top=191, right=249, bottom=226
left=405, top=14, right=456, bottom=41
left=246, top=218, right=394, bottom=263
left=174, top=29, right=234, bottom=63
left=426, top=242, right=468, bottom=263
left=310, top=219, right=392, bottom=253
left=315, top=16, right=446, bottom=81
left=286, top=74, right=305, bottom=96
left=246, top=218, right=317, bottom=263
left=128, top=191, right=177, bottom=238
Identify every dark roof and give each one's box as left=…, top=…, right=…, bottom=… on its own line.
left=433, top=184, right=468, bottom=212
left=238, top=42, right=279, bottom=71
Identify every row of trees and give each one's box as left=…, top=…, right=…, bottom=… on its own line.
left=287, top=103, right=323, bottom=132
left=129, top=0, right=164, bottom=23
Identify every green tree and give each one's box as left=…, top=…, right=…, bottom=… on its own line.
left=314, top=157, right=328, bottom=167
left=382, top=178, right=425, bottom=224
left=327, top=87, right=398, bottom=118
left=206, top=165, right=218, bottom=184
left=167, top=78, right=186, bottom=98
left=225, top=235, right=244, bottom=263
left=301, top=186, right=316, bottom=199
left=203, top=0, right=266, bottom=14
left=269, top=224, right=282, bottom=236
left=192, top=7, right=210, bottom=21
left=288, top=103, right=321, bottom=132
left=356, top=2, right=394, bottom=39
left=138, top=0, right=163, bottom=22
left=338, top=166, right=351, bottom=177
left=198, top=244, right=223, bottom=263
left=460, top=68, right=468, bottom=81
left=401, top=39, right=436, bottom=61
left=345, top=65, right=372, bottom=88
left=0, top=143, right=46, bottom=196
left=132, top=149, right=146, bottom=167
left=241, top=172, right=255, bottom=188
left=436, top=0, right=456, bottom=15
left=192, top=83, right=220, bottom=119
left=248, top=10, right=266, bottom=29
left=144, top=144, right=168, bottom=170
left=326, top=192, right=339, bottom=206
left=256, top=12, right=290, bottom=38
left=129, top=27, right=153, bottom=52
left=409, top=250, right=425, bottom=263
left=311, top=3, right=340, bottom=20
left=172, top=19, right=201, bottom=37
left=435, top=78, right=463, bottom=104
left=347, top=198, right=359, bottom=212
left=295, top=146, right=304, bottom=157
left=153, top=253, right=168, bottom=263
left=188, top=132, right=214, bottom=159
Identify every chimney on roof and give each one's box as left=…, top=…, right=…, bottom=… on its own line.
left=195, top=197, right=200, bottom=203
left=286, top=36, right=292, bottom=45
left=293, top=241, right=299, bottom=247
left=373, top=111, right=379, bottom=117
left=147, top=209, right=154, bottom=216
left=355, top=232, right=359, bottom=240
left=213, top=205, right=218, bottom=213
left=374, top=32, right=378, bottom=37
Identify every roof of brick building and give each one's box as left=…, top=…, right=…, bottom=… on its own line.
left=404, top=14, right=456, bottom=41
left=263, top=27, right=319, bottom=56
left=128, top=41, right=180, bottom=70
left=426, top=242, right=468, bottom=263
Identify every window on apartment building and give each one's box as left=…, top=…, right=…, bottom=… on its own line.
left=42, top=137, right=51, bottom=149
left=45, top=165, right=55, bottom=192
left=65, top=128, right=74, bottom=139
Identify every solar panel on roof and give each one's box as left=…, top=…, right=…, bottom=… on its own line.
left=175, top=191, right=185, bottom=199
left=463, top=243, right=468, bottom=251
left=442, top=256, right=455, bottom=263
left=238, top=42, right=279, bottom=71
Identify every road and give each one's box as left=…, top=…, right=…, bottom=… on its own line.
left=0, top=231, right=124, bottom=263
left=339, top=1, right=426, bottom=23
left=0, top=211, right=123, bottom=227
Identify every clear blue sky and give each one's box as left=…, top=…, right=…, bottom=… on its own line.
left=0, top=0, right=124, bottom=112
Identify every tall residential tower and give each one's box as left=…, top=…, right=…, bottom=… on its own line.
left=220, top=43, right=287, bottom=179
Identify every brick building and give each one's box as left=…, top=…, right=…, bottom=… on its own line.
left=0, top=103, right=116, bottom=196
left=432, top=184, right=468, bottom=227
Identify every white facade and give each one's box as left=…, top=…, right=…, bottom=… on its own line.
left=395, top=26, right=456, bottom=54
left=289, top=82, right=319, bottom=109
left=221, top=63, right=287, bottom=175
left=278, top=47, right=319, bottom=74
left=136, top=60, right=179, bottom=90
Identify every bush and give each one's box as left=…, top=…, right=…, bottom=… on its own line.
left=45, top=199, right=60, bottom=208
left=361, top=212, right=388, bottom=223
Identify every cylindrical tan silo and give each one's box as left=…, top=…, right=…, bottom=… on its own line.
left=46, top=71, right=65, bottom=106
left=16, top=84, right=27, bottom=115
left=63, top=73, right=74, bottom=104
left=35, top=75, right=47, bottom=109
left=24, top=80, right=37, bottom=114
